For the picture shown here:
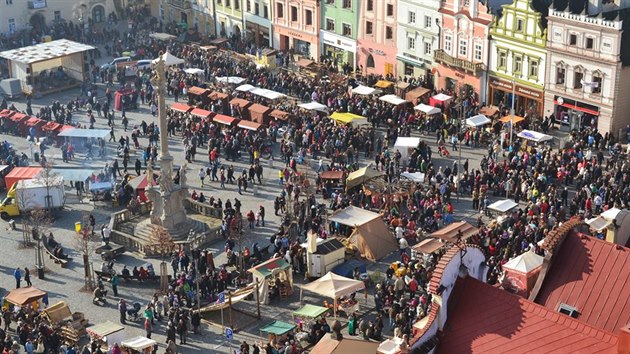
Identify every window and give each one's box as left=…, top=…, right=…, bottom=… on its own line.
left=342, top=23, right=352, bottom=37
left=276, top=3, right=283, bottom=18
left=444, top=34, right=452, bottom=53
left=386, top=26, right=393, bottom=40
left=366, top=21, right=373, bottom=35
left=474, top=43, right=482, bottom=61
left=291, top=6, right=298, bottom=21
left=529, top=60, right=539, bottom=78
left=366, top=54, right=375, bottom=68
left=556, top=66, right=566, bottom=84
left=325, top=0, right=334, bottom=4
left=225, top=0, right=230, bottom=7
left=326, top=18, right=335, bottom=31
left=514, top=55, right=522, bottom=73
left=246, top=0, right=251, bottom=12
left=592, top=75, right=602, bottom=94
left=425, top=16, right=432, bottom=28
left=574, top=70, right=584, bottom=89
left=217, top=0, right=221, bottom=3
left=586, top=37, right=594, bottom=49
left=569, top=34, right=577, bottom=45
left=264, top=5, right=268, bottom=18
left=306, top=10, right=313, bottom=26
left=7, top=18, right=15, bottom=34
left=405, top=63, right=414, bottom=76
left=498, top=51, right=507, bottom=69
left=459, top=39, right=468, bottom=56
left=6, top=0, right=12, bottom=4
left=516, top=19, right=524, bottom=32
left=387, top=4, right=394, bottom=16
left=367, top=0, right=373, bottom=11
left=255, top=3, right=259, bottom=15
left=464, top=0, right=470, bottom=5
left=408, top=37, right=416, bottom=50
left=424, top=42, right=432, bottom=55
left=343, top=0, right=351, bottom=9
left=234, top=0, right=239, bottom=10
left=54, top=11, right=61, bottom=21
left=409, top=12, right=416, bottom=24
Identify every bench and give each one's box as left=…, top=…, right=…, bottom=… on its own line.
left=42, top=240, right=70, bottom=268
left=94, top=270, right=172, bottom=283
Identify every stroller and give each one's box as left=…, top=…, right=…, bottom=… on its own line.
left=438, top=145, right=450, bottom=157
left=126, top=302, right=142, bottom=321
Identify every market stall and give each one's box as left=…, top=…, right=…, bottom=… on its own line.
left=248, top=257, right=293, bottom=305
left=170, top=103, right=192, bottom=113
left=216, top=76, right=247, bottom=85
left=517, top=130, right=552, bottom=143
left=429, top=93, right=453, bottom=107
left=411, top=238, right=445, bottom=258
left=151, top=52, right=184, bottom=66
left=414, top=103, right=441, bottom=116
left=374, top=80, right=394, bottom=92
left=190, top=108, right=213, bottom=119
left=499, top=115, right=525, bottom=125
left=400, top=171, right=425, bottom=183
left=430, top=221, right=479, bottom=243
left=3, top=287, right=47, bottom=311
left=466, top=114, right=491, bottom=128
left=87, top=321, right=125, bottom=351
left=238, top=120, right=263, bottom=132
left=351, top=85, right=381, bottom=96
left=480, top=105, right=500, bottom=119
left=345, top=164, right=383, bottom=191
left=127, top=173, right=158, bottom=202
left=302, top=233, right=346, bottom=278
left=393, top=137, right=421, bottom=165
left=235, top=84, right=256, bottom=92
left=379, top=94, right=407, bottom=106
left=405, top=87, right=431, bottom=104
left=4, top=166, right=43, bottom=190
left=183, top=68, right=204, bottom=75
left=488, top=199, right=518, bottom=214
left=249, top=87, right=286, bottom=101
left=208, top=91, right=229, bottom=101
left=330, top=112, right=368, bottom=127
left=320, top=170, right=345, bottom=198
left=120, top=336, right=157, bottom=354
left=269, top=110, right=292, bottom=122
left=293, top=304, right=329, bottom=331
left=22, top=117, right=45, bottom=137
left=114, top=88, right=137, bottom=111
left=229, top=98, right=252, bottom=119
left=298, top=102, right=329, bottom=113
left=187, top=86, right=210, bottom=106
left=213, top=114, right=239, bottom=127
left=57, top=128, right=110, bottom=153
left=247, top=104, right=272, bottom=125
left=149, top=32, right=177, bottom=41
left=260, top=321, right=296, bottom=344
left=300, top=272, right=366, bottom=317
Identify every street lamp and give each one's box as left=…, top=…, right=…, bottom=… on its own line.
left=33, top=227, right=45, bottom=279
left=508, top=80, right=516, bottom=152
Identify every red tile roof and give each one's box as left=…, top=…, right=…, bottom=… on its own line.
left=437, top=277, right=618, bottom=354
left=534, top=232, right=630, bottom=334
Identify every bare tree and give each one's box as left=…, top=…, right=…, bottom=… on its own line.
left=149, top=222, right=176, bottom=292
left=34, top=162, right=59, bottom=215
left=29, top=208, right=52, bottom=279
left=73, top=213, right=99, bottom=289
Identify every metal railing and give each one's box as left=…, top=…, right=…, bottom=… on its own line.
left=434, top=49, right=484, bottom=74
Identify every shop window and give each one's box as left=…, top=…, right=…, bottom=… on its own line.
left=342, top=23, right=352, bottom=37
left=574, top=70, right=584, bottom=89
left=367, top=54, right=375, bottom=68
left=386, top=26, right=393, bottom=40
left=592, top=75, right=602, bottom=94
left=276, top=3, right=283, bottom=18
left=291, top=6, right=297, bottom=21
left=387, top=4, right=394, bottom=16
left=305, top=10, right=313, bottom=26
left=366, top=21, right=373, bottom=35
left=556, top=66, right=565, bottom=84
left=326, top=18, right=335, bottom=31
left=405, top=63, right=414, bottom=76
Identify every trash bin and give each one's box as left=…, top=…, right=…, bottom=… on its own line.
left=34, top=152, right=40, bottom=162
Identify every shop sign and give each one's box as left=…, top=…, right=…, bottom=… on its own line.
left=403, top=52, right=420, bottom=61
left=320, top=30, right=357, bottom=52
left=288, top=31, right=304, bottom=39
left=515, top=84, right=542, bottom=100
left=490, top=77, right=513, bottom=91
left=369, top=48, right=386, bottom=56
left=454, top=72, right=465, bottom=79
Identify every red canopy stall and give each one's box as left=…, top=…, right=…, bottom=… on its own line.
left=171, top=103, right=192, bottom=113
left=213, top=114, right=239, bottom=127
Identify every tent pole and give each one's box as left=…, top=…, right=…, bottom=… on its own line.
left=333, top=298, right=337, bottom=318
left=255, top=279, right=261, bottom=319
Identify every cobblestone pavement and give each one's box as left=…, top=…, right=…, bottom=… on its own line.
left=0, top=51, right=509, bottom=352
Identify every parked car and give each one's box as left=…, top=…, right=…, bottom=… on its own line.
left=101, top=56, right=132, bottom=70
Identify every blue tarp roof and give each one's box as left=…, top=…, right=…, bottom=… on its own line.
left=52, top=168, right=95, bottom=182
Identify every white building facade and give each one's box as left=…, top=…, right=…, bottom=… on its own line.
left=214, top=0, right=245, bottom=38
left=544, top=1, right=630, bottom=134
left=396, top=0, right=441, bottom=78
left=243, top=0, right=273, bottom=47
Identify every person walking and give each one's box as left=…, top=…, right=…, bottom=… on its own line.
left=13, top=267, right=21, bottom=288
left=111, top=273, right=119, bottom=297
left=24, top=267, right=31, bottom=287
left=198, top=168, right=206, bottom=186
left=118, top=299, right=127, bottom=324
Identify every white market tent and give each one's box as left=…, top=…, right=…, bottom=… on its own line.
left=394, top=137, right=421, bottom=163
left=121, top=336, right=157, bottom=351
left=329, top=206, right=380, bottom=226
left=152, top=51, right=184, bottom=66
left=401, top=171, right=425, bottom=183
left=236, top=84, right=256, bottom=92
left=86, top=321, right=125, bottom=349
left=250, top=87, right=286, bottom=100
left=216, top=76, right=246, bottom=84
left=466, top=114, right=491, bottom=127
left=503, top=250, right=544, bottom=273
left=379, top=94, right=407, bottom=106
left=149, top=32, right=177, bottom=41
left=300, top=272, right=365, bottom=317
left=432, top=93, right=453, bottom=102
left=352, top=85, right=381, bottom=96
left=414, top=103, right=441, bottom=115
left=298, top=101, right=329, bottom=113
left=183, top=68, right=204, bottom=75
left=488, top=199, right=519, bottom=213
left=517, top=130, right=553, bottom=142
left=0, top=39, right=95, bottom=94
left=58, top=128, right=110, bottom=139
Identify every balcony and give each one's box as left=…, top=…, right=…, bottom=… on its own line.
left=434, top=49, right=484, bottom=75
left=28, top=0, right=47, bottom=9
left=168, top=0, right=192, bottom=10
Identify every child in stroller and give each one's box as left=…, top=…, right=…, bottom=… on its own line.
left=126, top=302, right=142, bottom=321
left=438, top=145, right=450, bottom=157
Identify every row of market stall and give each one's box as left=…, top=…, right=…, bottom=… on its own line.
left=0, top=109, right=71, bottom=138
left=171, top=102, right=280, bottom=132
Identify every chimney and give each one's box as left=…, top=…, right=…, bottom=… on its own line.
left=588, top=0, right=603, bottom=15
left=619, top=324, right=630, bottom=354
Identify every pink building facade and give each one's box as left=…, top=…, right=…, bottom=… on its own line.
left=272, top=0, right=320, bottom=60
left=435, top=0, right=493, bottom=102
left=357, top=0, right=398, bottom=77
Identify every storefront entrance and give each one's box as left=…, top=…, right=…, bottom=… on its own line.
left=553, top=96, right=599, bottom=131
left=489, top=77, right=543, bottom=118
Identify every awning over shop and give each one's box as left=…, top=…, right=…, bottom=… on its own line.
left=330, top=112, right=367, bottom=125
left=379, top=94, right=407, bottom=106
left=374, top=80, right=394, bottom=89
left=430, top=221, right=479, bottom=243
left=260, top=321, right=296, bottom=336
left=190, top=108, right=212, bottom=118
left=488, top=199, right=519, bottom=213
left=414, top=104, right=441, bottom=115
left=170, top=103, right=192, bottom=113
left=517, top=130, right=552, bottom=142
left=58, top=128, right=110, bottom=139
left=238, top=120, right=262, bottom=131
left=352, top=85, right=380, bottom=96
left=298, top=101, right=329, bottom=113
left=466, top=114, right=491, bottom=127
left=213, top=114, right=238, bottom=126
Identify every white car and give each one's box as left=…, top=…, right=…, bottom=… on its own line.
left=101, top=56, right=132, bottom=70
left=135, top=60, right=152, bottom=71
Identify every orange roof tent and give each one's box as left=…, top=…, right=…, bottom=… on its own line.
left=5, top=166, right=43, bottom=190
left=499, top=115, right=525, bottom=124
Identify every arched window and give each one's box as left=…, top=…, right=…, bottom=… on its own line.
left=591, top=70, right=603, bottom=94
left=555, top=61, right=566, bottom=85
left=92, top=5, right=105, bottom=23
left=366, top=54, right=375, bottom=68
